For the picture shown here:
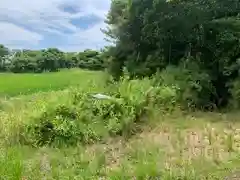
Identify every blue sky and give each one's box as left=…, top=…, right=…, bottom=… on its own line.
left=0, top=0, right=111, bottom=52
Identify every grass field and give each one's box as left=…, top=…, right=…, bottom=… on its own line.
left=0, top=69, right=103, bottom=97
left=0, top=70, right=240, bottom=179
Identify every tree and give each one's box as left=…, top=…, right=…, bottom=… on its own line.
left=40, top=48, right=64, bottom=72
left=78, top=50, right=105, bottom=70
left=104, top=0, right=240, bottom=107
left=65, top=52, right=79, bottom=68
left=0, top=45, right=106, bottom=73
left=0, top=44, right=9, bottom=71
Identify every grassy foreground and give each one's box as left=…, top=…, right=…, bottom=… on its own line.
left=0, top=70, right=239, bottom=179
left=0, top=69, right=102, bottom=97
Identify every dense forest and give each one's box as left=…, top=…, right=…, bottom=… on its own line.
left=103, top=0, right=240, bottom=109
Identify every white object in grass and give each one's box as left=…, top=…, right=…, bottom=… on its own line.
left=92, top=93, right=113, bottom=100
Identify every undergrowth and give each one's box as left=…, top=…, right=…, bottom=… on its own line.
left=22, top=76, right=178, bottom=147
left=8, top=66, right=240, bottom=147
left=0, top=70, right=240, bottom=179
left=2, top=68, right=240, bottom=148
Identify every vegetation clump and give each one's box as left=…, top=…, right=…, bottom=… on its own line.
left=22, top=77, right=177, bottom=147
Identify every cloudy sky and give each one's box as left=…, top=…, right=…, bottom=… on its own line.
left=0, top=0, right=111, bottom=52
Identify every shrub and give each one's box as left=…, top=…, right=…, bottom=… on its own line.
left=229, top=78, right=240, bottom=109
left=23, top=99, right=106, bottom=146
left=154, top=60, right=216, bottom=109
left=22, top=77, right=178, bottom=147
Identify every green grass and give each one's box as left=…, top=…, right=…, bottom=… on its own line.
left=0, top=69, right=103, bottom=97
left=1, top=113, right=240, bottom=179
left=0, top=70, right=240, bottom=179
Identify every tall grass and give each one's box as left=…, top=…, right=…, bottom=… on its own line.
left=1, top=118, right=239, bottom=179
left=1, top=75, right=177, bottom=147
left=0, top=70, right=240, bottom=179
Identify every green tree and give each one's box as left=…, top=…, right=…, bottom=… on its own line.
left=78, top=49, right=105, bottom=70
left=104, top=0, right=240, bottom=107
left=65, top=52, right=79, bottom=68
left=40, top=48, right=64, bottom=72
left=0, top=44, right=9, bottom=71
left=0, top=45, right=105, bottom=73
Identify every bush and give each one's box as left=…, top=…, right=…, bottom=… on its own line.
left=229, top=78, right=240, bottom=109
left=22, top=77, right=178, bottom=147
left=154, top=60, right=216, bottom=109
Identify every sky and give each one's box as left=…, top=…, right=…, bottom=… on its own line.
left=0, top=0, right=111, bottom=52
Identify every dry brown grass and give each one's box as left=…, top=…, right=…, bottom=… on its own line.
left=93, top=112, right=240, bottom=178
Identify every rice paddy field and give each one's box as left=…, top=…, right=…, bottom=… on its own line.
left=0, top=69, right=239, bottom=179
left=0, top=69, right=103, bottom=97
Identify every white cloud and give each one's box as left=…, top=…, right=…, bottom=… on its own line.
left=0, top=0, right=76, bottom=33
left=0, top=0, right=111, bottom=51
left=58, top=22, right=109, bottom=51
left=0, top=22, right=43, bottom=46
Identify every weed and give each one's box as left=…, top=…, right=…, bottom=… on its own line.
left=224, top=128, right=235, bottom=153
left=0, top=71, right=240, bottom=179
left=21, top=77, right=179, bottom=147
left=0, top=147, right=23, bottom=180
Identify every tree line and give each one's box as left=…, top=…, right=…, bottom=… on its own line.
left=0, top=45, right=107, bottom=73
left=103, top=0, right=240, bottom=109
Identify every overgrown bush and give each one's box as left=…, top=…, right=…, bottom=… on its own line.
left=229, top=78, right=240, bottom=109
left=153, top=60, right=216, bottom=109
left=22, top=77, right=178, bottom=147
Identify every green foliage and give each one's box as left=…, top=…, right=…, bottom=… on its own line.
left=0, top=147, right=23, bottom=179
left=0, top=45, right=9, bottom=57
left=9, top=56, right=39, bottom=73
left=0, top=45, right=9, bottom=71
left=39, top=48, right=62, bottom=72
left=229, top=77, right=240, bottom=109
left=0, top=45, right=106, bottom=73
left=22, top=76, right=178, bottom=147
left=104, top=0, right=240, bottom=109
left=154, top=60, right=216, bottom=109
left=1, top=70, right=240, bottom=179
left=65, top=52, right=79, bottom=68
left=78, top=50, right=105, bottom=70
